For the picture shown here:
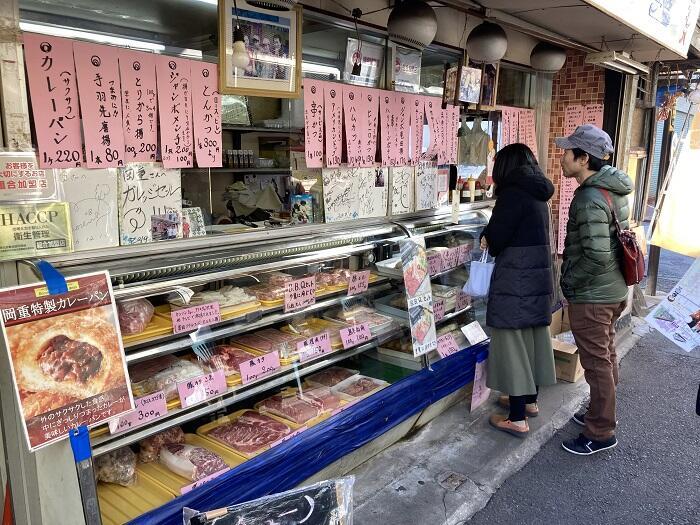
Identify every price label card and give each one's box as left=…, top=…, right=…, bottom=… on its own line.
left=181, top=468, right=229, bottom=495
left=108, top=391, right=167, bottom=435
left=284, top=276, right=317, bottom=312
left=461, top=321, right=489, bottom=346
left=436, top=333, right=461, bottom=358
left=171, top=302, right=221, bottom=334
left=442, top=248, right=459, bottom=270
left=239, top=351, right=281, bottom=385
left=458, top=243, right=472, bottom=264
left=270, top=426, right=307, bottom=448
left=471, top=359, right=491, bottom=411
left=177, top=369, right=227, bottom=408
left=428, top=253, right=443, bottom=276
left=347, top=270, right=370, bottom=296
left=433, top=299, right=445, bottom=322
left=296, top=331, right=332, bottom=362
left=456, top=292, right=471, bottom=312
left=339, top=322, right=372, bottom=349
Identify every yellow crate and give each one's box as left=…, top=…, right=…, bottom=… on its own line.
left=98, top=472, right=173, bottom=525
left=121, top=315, right=173, bottom=346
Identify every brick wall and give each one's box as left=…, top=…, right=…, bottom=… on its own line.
left=546, top=50, right=605, bottom=233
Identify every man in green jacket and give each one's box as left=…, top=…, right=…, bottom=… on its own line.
left=555, top=124, right=633, bottom=456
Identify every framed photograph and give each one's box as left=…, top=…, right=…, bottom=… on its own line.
left=344, top=38, right=384, bottom=88
left=443, top=65, right=459, bottom=107
left=479, top=63, right=499, bottom=108
left=458, top=65, right=482, bottom=105
left=219, top=0, right=302, bottom=98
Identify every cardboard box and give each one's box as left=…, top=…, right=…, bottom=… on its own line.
left=549, top=307, right=584, bottom=383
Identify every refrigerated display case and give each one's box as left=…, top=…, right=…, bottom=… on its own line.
left=2, top=204, right=492, bottom=525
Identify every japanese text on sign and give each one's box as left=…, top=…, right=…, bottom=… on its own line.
left=177, top=369, right=227, bottom=408
left=433, top=298, right=445, bottom=322
left=239, top=351, right=281, bottom=384
left=436, top=333, right=460, bottom=358
left=458, top=243, right=472, bottom=265
left=461, top=321, right=488, bottom=346
left=284, top=276, right=316, bottom=312
left=192, top=62, right=222, bottom=168
left=118, top=50, right=158, bottom=162
left=324, top=84, right=343, bottom=167
left=347, top=270, right=370, bottom=296
left=456, top=291, right=471, bottom=312
left=171, top=302, right=221, bottom=334
left=428, top=253, right=443, bottom=276
left=23, top=33, right=83, bottom=168
left=340, top=323, right=371, bottom=349
left=157, top=56, right=193, bottom=168
left=343, top=87, right=364, bottom=167
left=471, top=359, right=491, bottom=410
left=304, top=80, right=324, bottom=168
left=296, top=331, right=332, bottom=362
left=108, top=391, right=167, bottom=434
left=0, top=154, right=55, bottom=200
left=442, top=248, right=459, bottom=270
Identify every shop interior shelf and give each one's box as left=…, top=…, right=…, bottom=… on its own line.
left=204, top=167, right=293, bottom=174
left=124, top=281, right=393, bottom=364
left=91, top=328, right=401, bottom=457
left=436, top=304, right=473, bottom=325
left=222, top=125, right=304, bottom=134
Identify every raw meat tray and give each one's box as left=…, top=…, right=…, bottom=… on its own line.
left=280, top=318, right=349, bottom=350
left=254, top=393, right=332, bottom=429
left=121, top=314, right=174, bottom=346
left=304, top=367, right=360, bottom=388
left=330, top=375, right=390, bottom=402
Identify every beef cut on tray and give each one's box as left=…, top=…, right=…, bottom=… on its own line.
left=159, top=443, right=228, bottom=481
left=299, top=386, right=342, bottom=411
left=206, top=411, right=292, bottom=455
left=306, top=366, right=357, bottom=387
left=338, top=377, right=384, bottom=398
left=257, top=394, right=320, bottom=425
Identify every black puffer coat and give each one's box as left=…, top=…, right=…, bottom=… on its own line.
left=482, top=165, right=554, bottom=329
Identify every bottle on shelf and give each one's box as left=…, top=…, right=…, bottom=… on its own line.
left=474, top=180, right=483, bottom=201
left=460, top=178, right=471, bottom=203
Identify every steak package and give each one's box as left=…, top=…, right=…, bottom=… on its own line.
left=138, top=426, right=185, bottom=463
left=206, top=410, right=291, bottom=455
left=306, top=367, right=358, bottom=387
left=257, top=393, right=320, bottom=425
left=117, top=298, right=155, bottom=335
left=298, top=386, right=342, bottom=411
left=95, top=447, right=137, bottom=486
left=159, top=443, right=228, bottom=481
left=210, top=345, right=258, bottom=377
left=130, top=356, right=206, bottom=402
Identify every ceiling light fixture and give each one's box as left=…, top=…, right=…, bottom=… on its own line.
left=387, top=0, right=438, bottom=51
left=231, top=0, right=250, bottom=70
left=19, top=22, right=165, bottom=52
left=585, top=51, right=649, bottom=75
left=466, top=21, right=507, bottom=64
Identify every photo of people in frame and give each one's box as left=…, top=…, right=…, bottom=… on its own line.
left=237, top=9, right=292, bottom=81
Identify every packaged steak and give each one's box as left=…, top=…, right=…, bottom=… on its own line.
left=260, top=271, right=294, bottom=286
left=247, top=283, right=286, bottom=302
left=95, top=447, right=137, bottom=486
left=306, top=366, right=358, bottom=387
left=257, top=392, right=320, bottom=425
left=210, top=345, right=258, bottom=376
left=159, top=443, right=227, bottom=481
left=206, top=410, right=291, bottom=455
left=316, top=269, right=351, bottom=287
left=117, top=298, right=155, bottom=335
left=130, top=357, right=206, bottom=402
left=298, top=386, right=342, bottom=411
left=337, top=376, right=386, bottom=398
left=138, top=426, right=185, bottom=463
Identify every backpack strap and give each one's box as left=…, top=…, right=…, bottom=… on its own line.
left=597, top=188, right=622, bottom=233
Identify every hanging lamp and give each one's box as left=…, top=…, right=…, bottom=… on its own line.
left=231, top=0, right=249, bottom=70
left=466, top=21, right=507, bottom=64
left=530, top=42, right=567, bottom=72
left=387, top=0, right=438, bottom=51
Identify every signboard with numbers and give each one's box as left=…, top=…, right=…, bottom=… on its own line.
left=0, top=203, right=73, bottom=261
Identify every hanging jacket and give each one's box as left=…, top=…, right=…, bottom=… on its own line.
left=482, top=164, right=554, bottom=329
left=560, top=165, right=634, bottom=304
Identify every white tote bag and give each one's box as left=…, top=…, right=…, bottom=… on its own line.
left=463, top=251, right=494, bottom=297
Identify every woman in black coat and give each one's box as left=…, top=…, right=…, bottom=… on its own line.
left=480, top=143, right=556, bottom=438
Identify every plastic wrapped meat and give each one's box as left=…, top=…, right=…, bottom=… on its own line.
left=117, top=298, right=155, bottom=335
left=248, top=283, right=286, bottom=302
left=306, top=367, right=357, bottom=387
left=159, top=443, right=227, bottom=481
left=299, top=386, right=342, bottom=411
left=339, top=377, right=383, bottom=398
left=260, top=271, right=294, bottom=286
left=176, top=286, right=257, bottom=309
left=138, top=426, right=185, bottom=463
left=207, top=411, right=291, bottom=455
left=258, top=394, right=320, bottom=425
left=210, top=345, right=258, bottom=376
left=131, top=357, right=205, bottom=402
left=316, top=269, right=351, bottom=287
left=95, top=447, right=137, bottom=486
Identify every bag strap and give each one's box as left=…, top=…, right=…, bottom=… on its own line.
left=596, top=188, right=622, bottom=234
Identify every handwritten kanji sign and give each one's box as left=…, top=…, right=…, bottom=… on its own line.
left=239, top=351, right=281, bottom=384
left=177, top=370, right=227, bottom=408
left=108, top=391, right=167, bottom=435
left=118, top=50, right=158, bottom=162
left=156, top=56, right=193, bottom=168
left=324, top=83, right=343, bottom=167
left=192, top=62, right=222, bottom=168
left=284, top=276, right=316, bottom=312
left=303, top=80, right=324, bottom=168
left=343, top=86, right=364, bottom=167
left=171, top=302, right=221, bottom=334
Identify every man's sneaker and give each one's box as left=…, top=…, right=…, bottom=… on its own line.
left=489, top=413, right=529, bottom=438
left=572, top=411, right=586, bottom=426
left=561, top=433, right=618, bottom=456
left=497, top=395, right=539, bottom=417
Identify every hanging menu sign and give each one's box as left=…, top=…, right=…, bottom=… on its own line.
left=73, top=42, right=126, bottom=168
left=191, top=62, right=222, bottom=168
left=424, top=98, right=440, bottom=159
left=411, top=96, right=425, bottom=165
left=324, top=83, right=343, bottom=167
left=303, top=80, right=325, bottom=168
left=380, top=93, right=393, bottom=165
left=395, top=94, right=409, bottom=165
left=118, top=50, right=158, bottom=162
left=23, top=33, right=83, bottom=168
left=343, top=86, right=364, bottom=167
left=557, top=104, right=585, bottom=254
left=156, top=56, right=193, bottom=168
left=363, top=88, right=380, bottom=165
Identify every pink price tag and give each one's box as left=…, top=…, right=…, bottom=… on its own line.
left=239, top=351, right=281, bottom=385
left=433, top=299, right=445, bottom=322
left=458, top=244, right=472, bottom=264
left=441, top=249, right=458, bottom=270
left=271, top=426, right=307, bottom=448
left=177, top=369, right=227, bottom=408
left=296, top=331, right=332, bottom=362
left=428, top=253, right=443, bottom=276
left=171, top=302, right=221, bottom=334
left=436, top=333, right=461, bottom=358
left=284, top=276, right=317, bottom=312
left=456, top=292, right=471, bottom=311
left=339, top=323, right=372, bottom=349
left=108, top=391, right=167, bottom=435
left=180, top=468, right=229, bottom=495
left=347, top=270, right=370, bottom=296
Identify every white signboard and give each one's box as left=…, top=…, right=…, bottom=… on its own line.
left=415, top=160, right=438, bottom=211
left=0, top=152, right=57, bottom=202
left=585, top=0, right=700, bottom=57
left=389, top=166, right=415, bottom=215
left=322, top=167, right=388, bottom=223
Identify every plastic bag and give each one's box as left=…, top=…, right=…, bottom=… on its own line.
left=117, top=298, right=155, bottom=335
left=139, top=426, right=185, bottom=463
left=159, top=443, right=227, bottom=482
left=95, top=447, right=137, bottom=486
left=463, top=251, right=494, bottom=297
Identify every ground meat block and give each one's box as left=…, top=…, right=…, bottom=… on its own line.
left=306, top=367, right=357, bottom=387
left=117, top=298, right=155, bottom=335
left=96, top=447, right=137, bottom=487
left=38, top=335, right=103, bottom=383
left=257, top=394, right=320, bottom=425
left=138, top=426, right=185, bottom=463
left=159, top=443, right=228, bottom=481
left=339, top=377, right=383, bottom=398
left=298, top=387, right=342, bottom=411
left=207, top=411, right=291, bottom=455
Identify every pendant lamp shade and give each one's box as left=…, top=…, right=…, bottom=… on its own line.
left=246, top=0, right=297, bottom=10
left=466, top=22, right=507, bottom=64
left=530, top=42, right=567, bottom=72
left=231, top=27, right=249, bottom=70
left=387, top=0, right=438, bottom=51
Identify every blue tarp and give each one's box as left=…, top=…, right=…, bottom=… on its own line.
left=129, top=341, right=489, bottom=525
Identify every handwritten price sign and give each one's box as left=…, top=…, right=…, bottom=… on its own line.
left=433, top=299, right=445, bottom=322
left=436, top=333, right=461, bottom=358
left=458, top=243, right=472, bottom=265
left=347, top=270, right=370, bottom=296
left=284, top=276, right=316, bottom=312
left=441, top=248, right=459, bottom=270
left=239, top=351, right=281, bottom=384
left=296, top=331, right=332, bottom=362
left=108, top=391, right=167, bottom=435
left=456, top=292, right=471, bottom=312
left=181, top=468, right=229, bottom=495
left=177, top=369, right=227, bottom=408
left=339, top=323, right=371, bottom=349
left=428, top=253, right=443, bottom=276
left=171, top=302, right=221, bottom=334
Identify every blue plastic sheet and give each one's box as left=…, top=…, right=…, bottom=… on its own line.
left=129, top=341, right=489, bottom=525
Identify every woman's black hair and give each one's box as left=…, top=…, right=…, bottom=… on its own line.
left=571, top=147, right=608, bottom=172
left=492, top=143, right=539, bottom=189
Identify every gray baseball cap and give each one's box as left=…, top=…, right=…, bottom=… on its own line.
left=555, top=124, right=614, bottom=160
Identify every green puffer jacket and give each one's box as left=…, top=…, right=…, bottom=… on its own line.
left=561, top=165, right=633, bottom=304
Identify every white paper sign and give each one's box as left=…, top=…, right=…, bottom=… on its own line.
left=0, top=152, right=57, bottom=202
left=461, top=321, right=488, bottom=346
left=415, top=160, right=438, bottom=211
left=390, top=166, right=415, bottom=215
left=358, top=167, right=388, bottom=218
left=118, top=162, right=182, bottom=245
left=57, top=168, right=119, bottom=251
left=322, top=167, right=388, bottom=223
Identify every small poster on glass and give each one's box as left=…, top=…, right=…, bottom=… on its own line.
left=344, top=38, right=384, bottom=87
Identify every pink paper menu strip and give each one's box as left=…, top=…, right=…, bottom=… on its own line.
left=23, top=33, right=84, bottom=168
left=343, top=85, right=364, bottom=167
left=118, top=49, right=158, bottom=162
left=347, top=270, right=370, bottom=296
left=411, top=95, right=425, bottom=165
left=424, top=98, right=440, bottom=159
left=191, top=62, right=222, bottom=168
left=73, top=41, right=126, bottom=168
left=108, top=391, right=167, bottom=435
left=362, top=88, right=380, bottom=165
left=557, top=104, right=586, bottom=254
left=324, top=83, right=343, bottom=167
left=156, top=56, right=194, bottom=168
left=177, top=369, right=227, bottom=408
left=303, top=79, right=325, bottom=168
left=394, top=93, right=409, bottom=166
left=583, top=103, right=604, bottom=127
left=437, top=333, right=460, bottom=359
left=339, top=322, right=371, bottom=349
left=380, top=92, right=392, bottom=166
left=471, top=359, right=491, bottom=410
